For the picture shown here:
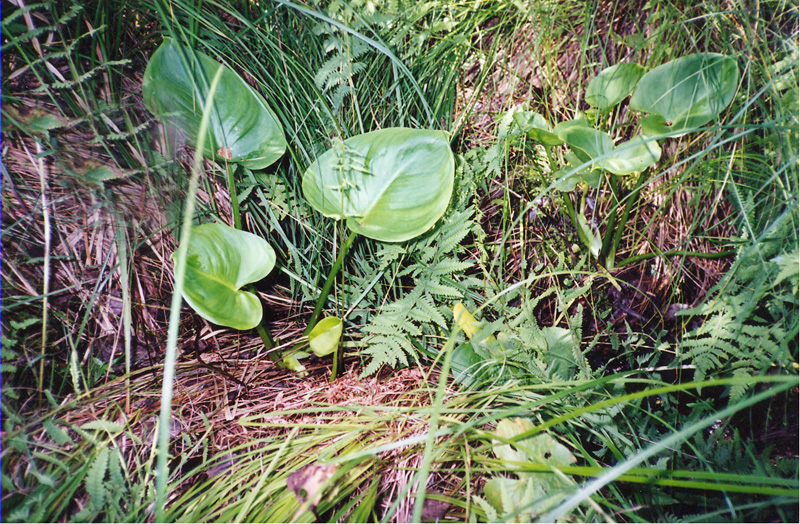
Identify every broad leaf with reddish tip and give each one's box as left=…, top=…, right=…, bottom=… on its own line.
left=143, top=38, right=286, bottom=169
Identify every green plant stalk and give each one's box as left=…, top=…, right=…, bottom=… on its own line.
left=224, top=163, right=277, bottom=354
left=618, top=248, right=737, bottom=267
left=155, top=63, right=225, bottom=522
left=31, top=140, right=51, bottom=404
left=544, top=145, right=579, bottom=229
left=113, top=214, right=132, bottom=412
left=599, top=173, right=621, bottom=268
left=225, top=162, right=242, bottom=230
left=304, top=230, right=358, bottom=337
left=604, top=169, right=650, bottom=269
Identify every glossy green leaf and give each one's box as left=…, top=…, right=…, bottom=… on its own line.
left=603, top=135, right=661, bottom=175
left=143, top=38, right=287, bottom=169
left=585, top=63, right=645, bottom=111
left=176, top=222, right=275, bottom=330
left=630, top=53, right=739, bottom=136
left=308, top=316, right=343, bottom=357
left=557, top=124, right=614, bottom=164
left=302, top=128, right=455, bottom=242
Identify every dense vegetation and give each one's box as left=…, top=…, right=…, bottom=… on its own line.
left=1, top=0, right=797, bottom=522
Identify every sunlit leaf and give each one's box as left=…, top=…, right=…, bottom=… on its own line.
left=557, top=124, right=614, bottom=164
left=586, top=63, right=645, bottom=111
left=630, top=53, right=739, bottom=136
left=308, top=316, right=343, bottom=357
left=302, top=128, right=454, bottom=242
left=603, top=135, right=661, bottom=175
left=176, top=222, right=275, bottom=330
left=558, top=124, right=660, bottom=175
left=143, top=38, right=287, bottom=169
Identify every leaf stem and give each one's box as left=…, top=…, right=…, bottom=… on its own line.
left=225, top=162, right=276, bottom=354
left=225, top=162, right=242, bottom=230
left=305, top=230, right=358, bottom=337
left=607, top=169, right=649, bottom=269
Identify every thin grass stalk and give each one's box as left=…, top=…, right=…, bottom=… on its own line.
left=274, top=0, right=433, bottom=127
left=21, top=139, right=52, bottom=403
left=154, top=63, right=225, bottom=521
left=604, top=169, right=649, bottom=269
left=112, top=213, right=132, bottom=412
left=411, top=327, right=459, bottom=523
left=233, top=427, right=300, bottom=523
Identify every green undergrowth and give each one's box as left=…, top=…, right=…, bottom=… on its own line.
left=1, top=0, right=798, bottom=522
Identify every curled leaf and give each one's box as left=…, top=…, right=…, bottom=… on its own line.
left=308, top=316, right=343, bottom=357
left=176, top=222, right=275, bottom=330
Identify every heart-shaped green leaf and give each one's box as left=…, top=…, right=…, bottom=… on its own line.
left=557, top=124, right=615, bottom=165
left=143, top=38, right=287, bottom=170
left=176, top=222, right=275, bottom=330
left=302, top=128, right=455, bottom=243
left=586, top=63, right=645, bottom=111
left=630, top=53, right=739, bottom=136
left=308, top=316, right=343, bottom=357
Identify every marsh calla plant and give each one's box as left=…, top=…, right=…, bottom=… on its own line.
left=585, top=62, right=645, bottom=112
left=308, top=316, right=344, bottom=358
left=300, top=127, right=455, bottom=378
left=302, top=127, right=455, bottom=243
left=175, top=222, right=276, bottom=330
left=143, top=38, right=287, bottom=170
left=519, top=53, right=738, bottom=268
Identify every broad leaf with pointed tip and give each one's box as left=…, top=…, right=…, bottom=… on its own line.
left=630, top=53, right=739, bottom=137
left=302, top=128, right=454, bottom=243
left=586, top=63, right=645, bottom=111
left=176, top=222, right=275, bottom=330
left=143, top=38, right=286, bottom=169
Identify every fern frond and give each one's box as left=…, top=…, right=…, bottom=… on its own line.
left=86, top=445, right=109, bottom=509
left=361, top=336, right=412, bottom=376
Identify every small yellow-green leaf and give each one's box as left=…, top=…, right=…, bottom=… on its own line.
left=308, top=316, right=343, bottom=357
